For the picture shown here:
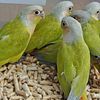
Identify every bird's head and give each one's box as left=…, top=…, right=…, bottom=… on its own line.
left=19, top=5, right=45, bottom=34
left=52, top=1, right=74, bottom=21
left=61, top=17, right=70, bottom=33
left=71, top=10, right=91, bottom=24
left=83, top=2, right=100, bottom=20
left=61, top=16, right=83, bottom=42
left=20, top=5, right=45, bottom=24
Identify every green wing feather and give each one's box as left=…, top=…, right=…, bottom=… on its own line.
left=33, top=38, right=62, bottom=64
left=26, top=14, right=63, bottom=52
left=57, top=41, right=74, bottom=97
left=57, top=39, right=90, bottom=99
left=83, top=18, right=100, bottom=56
left=0, top=16, right=30, bottom=66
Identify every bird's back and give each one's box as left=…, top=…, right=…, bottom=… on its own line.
left=26, top=14, right=63, bottom=52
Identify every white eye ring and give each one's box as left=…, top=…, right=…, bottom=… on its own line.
left=34, top=10, right=40, bottom=15
left=69, top=7, right=73, bottom=11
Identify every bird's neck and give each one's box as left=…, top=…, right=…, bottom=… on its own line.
left=20, top=15, right=36, bottom=35
left=63, top=28, right=83, bottom=43
left=52, top=11, right=65, bottom=22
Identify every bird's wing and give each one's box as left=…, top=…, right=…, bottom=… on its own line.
left=33, top=38, right=62, bottom=64
left=0, top=16, right=29, bottom=64
left=67, top=40, right=90, bottom=100
left=57, top=41, right=76, bottom=97
left=26, top=14, right=63, bottom=52
left=83, top=18, right=100, bottom=56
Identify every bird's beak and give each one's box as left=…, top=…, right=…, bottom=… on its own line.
left=92, top=15, right=99, bottom=20
left=69, top=11, right=73, bottom=15
left=40, top=11, right=45, bottom=19
left=66, top=11, right=72, bottom=16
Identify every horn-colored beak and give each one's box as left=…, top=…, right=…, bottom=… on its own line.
left=65, top=11, right=72, bottom=16
left=40, top=11, right=45, bottom=19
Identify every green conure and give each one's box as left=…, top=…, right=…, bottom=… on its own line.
left=83, top=2, right=100, bottom=57
left=57, top=17, right=90, bottom=100
left=0, top=5, right=45, bottom=67
left=72, top=9, right=100, bottom=57
left=25, top=1, right=74, bottom=52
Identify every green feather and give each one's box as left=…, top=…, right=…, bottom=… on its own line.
left=0, top=16, right=30, bottom=66
left=0, top=5, right=43, bottom=66
left=57, top=17, right=90, bottom=100
left=34, top=12, right=100, bottom=64
left=25, top=14, right=63, bottom=52
left=0, top=6, right=44, bottom=66
left=57, top=39, right=90, bottom=99
left=82, top=18, right=100, bottom=56
left=33, top=38, right=62, bottom=64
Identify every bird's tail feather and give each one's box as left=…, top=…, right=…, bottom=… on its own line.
left=67, top=90, right=80, bottom=100
left=80, top=90, right=88, bottom=100
left=67, top=90, right=87, bottom=100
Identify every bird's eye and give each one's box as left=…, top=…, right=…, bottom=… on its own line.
left=69, top=7, right=72, bottom=11
left=61, top=20, right=66, bottom=27
left=62, top=22, right=66, bottom=26
left=34, top=10, right=40, bottom=15
left=97, top=11, right=100, bottom=14
left=73, top=16, right=76, bottom=19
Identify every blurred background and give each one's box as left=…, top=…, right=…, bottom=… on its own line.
left=0, top=0, right=99, bottom=27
